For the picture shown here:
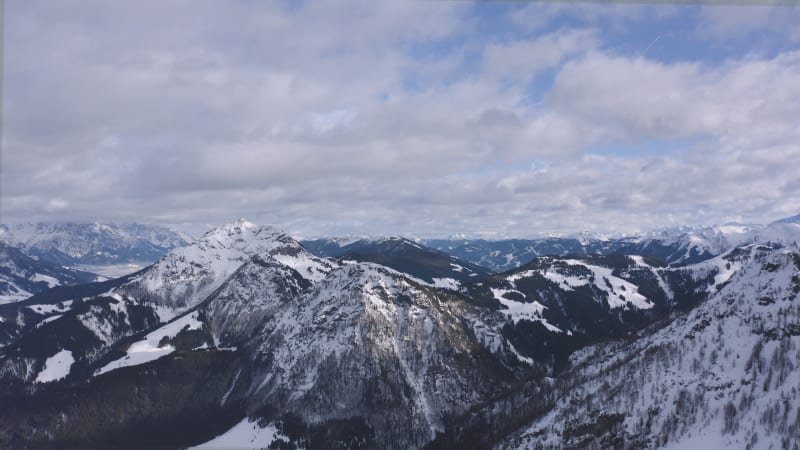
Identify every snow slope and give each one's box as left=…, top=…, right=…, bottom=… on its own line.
left=500, top=246, right=800, bottom=450
left=189, top=418, right=286, bottom=449
left=95, top=312, right=203, bottom=376
left=35, top=349, right=75, bottom=383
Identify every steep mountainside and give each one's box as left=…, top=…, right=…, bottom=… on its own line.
left=0, top=222, right=191, bottom=266
left=427, top=245, right=800, bottom=450
left=200, top=260, right=514, bottom=449
left=0, top=221, right=521, bottom=450
left=1, top=219, right=797, bottom=450
left=0, top=242, right=99, bottom=304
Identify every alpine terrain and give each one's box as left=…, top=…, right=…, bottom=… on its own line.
left=0, top=222, right=192, bottom=276
left=0, top=218, right=797, bottom=450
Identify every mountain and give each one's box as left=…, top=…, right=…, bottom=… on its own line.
left=425, top=216, right=800, bottom=272
left=428, top=244, right=800, bottom=450
left=0, top=241, right=99, bottom=304
left=425, top=238, right=590, bottom=272
left=0, top=219, right=797, bottom=449
left=0, top=220, right=520, bottom=450
left=301, top=236, right=494, bottom=285
left=0, top=222, right=192, bottom=267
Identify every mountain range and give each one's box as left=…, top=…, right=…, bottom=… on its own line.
left=0, top=217, right=797, bottom=449
left=0, top=242, right=100, bottom=305
left=420, top=216, right=800, bottom=271
left=0, top=222, right=192, bottom=267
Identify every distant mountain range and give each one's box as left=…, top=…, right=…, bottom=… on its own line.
left=420, top=217, right=800, bottom=271
left=0, top=222, right=192, bottom=266
left=0, top=216, right=797, bottom=449
left=0, top=242, right=99, bottom=305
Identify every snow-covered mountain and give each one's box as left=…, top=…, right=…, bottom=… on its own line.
left=0, top=220, right=519, bottom=449
left=0, top=222, right=192, bottom=266
left=302, top=235, right=493, bottom=284
left=501, top=245, right=799, bottom=449
left=1, top=219, right=798, bottom=450
left=425, top=215, right=800, bottom=272
left=0, top=241, right=98, bottom=304
left=423, top=243, right=799, bottom=450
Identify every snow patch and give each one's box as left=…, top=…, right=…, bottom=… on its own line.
left=431, top=277, right=460, bottom=290
left=26, top=303, right=70, bottom=315
left=95, top=312, right=203, bottom=376
left=562, top=260, right=653, bottom=309
left=189, top=418, right=287, bottom=449
left=491, top=288, right=562, bottom=333
left=32, top=273, right=61, bottom=288
left=35, top=349, right=74, bottom=383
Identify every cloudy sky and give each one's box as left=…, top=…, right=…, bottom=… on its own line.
left=3, top=0, right=800, bottom=237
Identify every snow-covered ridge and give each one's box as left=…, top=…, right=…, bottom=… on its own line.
left=121, top=219, right=335, bottom=312
left=500, top=245, right=800, bottom=449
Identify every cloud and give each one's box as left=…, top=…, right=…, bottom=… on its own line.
left=2, top=0, right=798, bottom=237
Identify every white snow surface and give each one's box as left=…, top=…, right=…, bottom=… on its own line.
left=0, top=286, right=34, bottom=304
left=491, top=288, right=562, bottom=333
left=189, top=418, right=287, bottom=449
left=504, top=258, right=654, bottom=310
left=35, top=349, right=75, bottom=383
left=432, top=277, right=460, bottom=290
left=32, top=273, right=60, bottom=288
left=95, top=311, right=203, bottom=376
left=562, top=259, right=653, bottom=309
left=26, top=302, right=72, bottom=315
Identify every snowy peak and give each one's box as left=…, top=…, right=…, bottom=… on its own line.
left=122, top=220, right=333, bottom=313
left=199, top=217, right=258, bottom=243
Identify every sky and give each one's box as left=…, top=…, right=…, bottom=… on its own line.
left=2, top=0, right=800, bottom=238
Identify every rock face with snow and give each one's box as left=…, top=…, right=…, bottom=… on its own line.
left=1, top=218, right=798, bottom=450
left=427, top=244, right=800, bottom=450
left=120, top=218, right=332, bottom=312
left=0, top=219, right=333, bottom=390
left=0, top=222, right=191, bottom=266
left=202, top=261, right=512, bottom=449
left=0, top=220, right=519, bottom=449
left=0, top=241, right=98, bottom=304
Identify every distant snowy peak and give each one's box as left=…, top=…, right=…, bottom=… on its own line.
left=122, top=219, right=334, bottom=312
left=0, top=222, right=191, bottom=266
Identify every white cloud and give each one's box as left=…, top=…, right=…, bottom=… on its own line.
left=2, top=0, right=798, bottom=236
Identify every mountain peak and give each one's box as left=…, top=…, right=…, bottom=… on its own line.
left=199, top=219, right=272, bottom=244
